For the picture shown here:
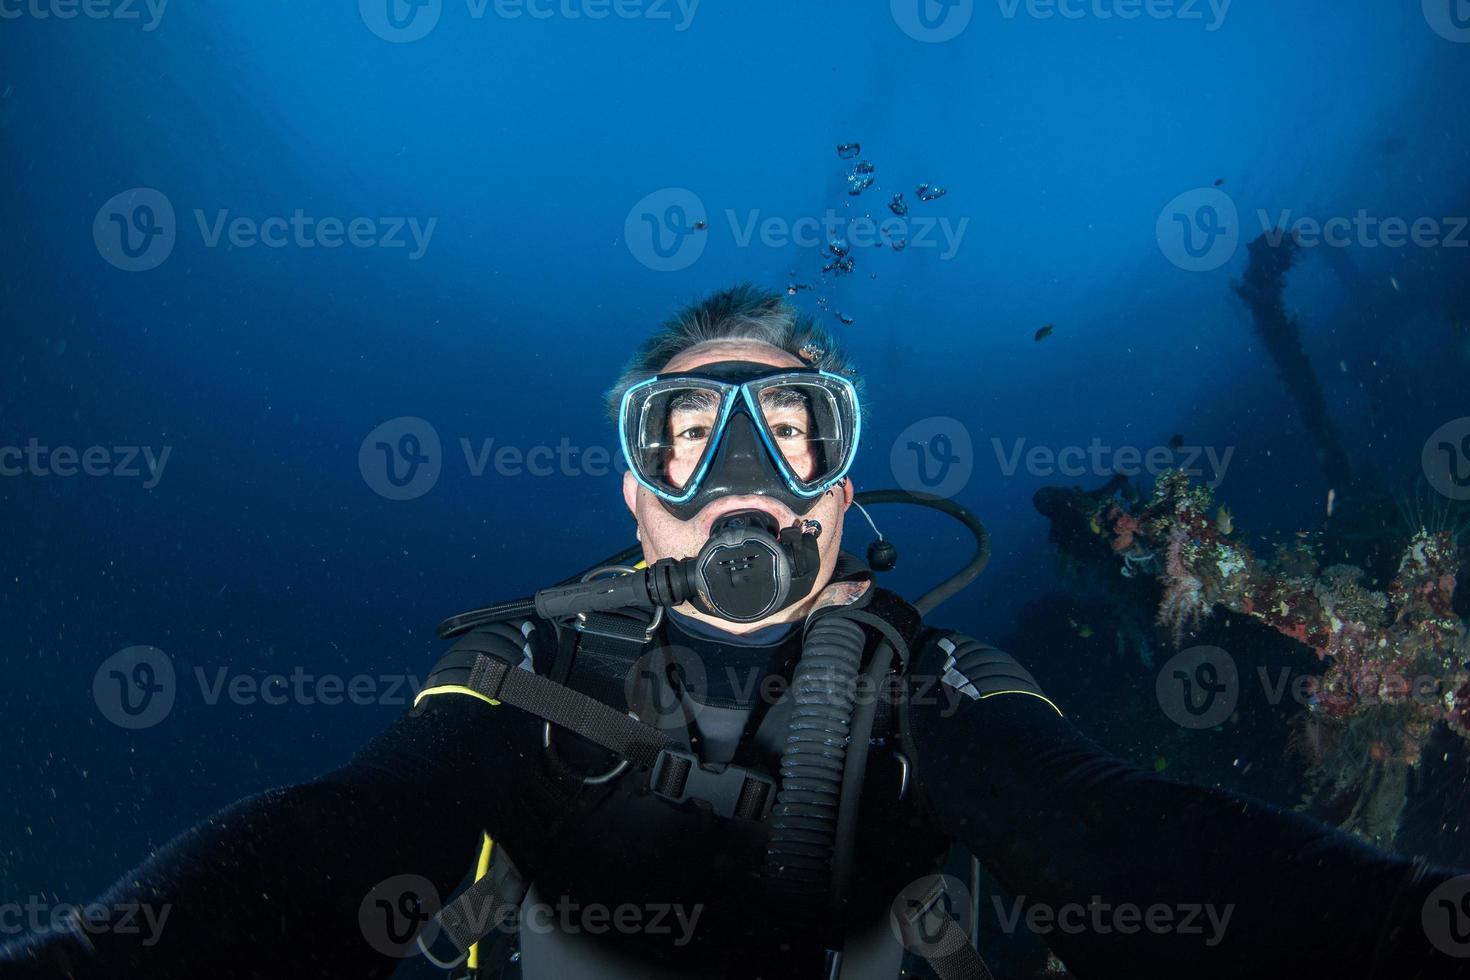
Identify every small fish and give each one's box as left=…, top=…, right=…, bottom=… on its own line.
left=1168, top=433, right=1185, bottom=450
left=1214, top=178, right=1225, bottom=187
left=1390, top=276, right=1400, bottom=291
left=1326, top=487, right=1336, bottom=518
left=1216, top=505, right=1234, bottom=535
left=1034, top=324, right=1054, bottom=342
left=692, top=220, right=708, bottom=231
left=835, top=312, right=855, bottom=326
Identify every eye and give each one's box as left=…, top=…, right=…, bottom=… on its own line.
left=675, top=424, right=711, bottom=442
left=771, top=423, right=807, bottom=440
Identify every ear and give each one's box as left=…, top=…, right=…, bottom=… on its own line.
left=839, top=477, right=855, bottom=509
left=622, top=470, right=640, bottom=519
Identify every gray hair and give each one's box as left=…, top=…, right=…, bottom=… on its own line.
left=605, top=283, right=863, bottom=420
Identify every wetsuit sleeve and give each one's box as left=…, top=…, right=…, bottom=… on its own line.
left=906, top=631, right=1470, bottom=980
left=0, top=665, right=554, bottom=979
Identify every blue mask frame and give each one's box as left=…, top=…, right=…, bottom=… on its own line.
left=618, top=363, right=861, bottom=516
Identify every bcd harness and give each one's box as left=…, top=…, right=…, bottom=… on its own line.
left=411, top=561, right=999, bottom=980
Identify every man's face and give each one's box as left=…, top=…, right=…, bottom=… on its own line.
left=621, top=339, right=855, bottom=633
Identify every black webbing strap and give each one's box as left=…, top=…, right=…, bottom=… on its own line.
left=919, top=917, right=996, bottom=980
left=464, top=654, right=675, bottom=769
left=434, top=872, right=521, bottom=955
left=893, top=876, right=997, bottom=980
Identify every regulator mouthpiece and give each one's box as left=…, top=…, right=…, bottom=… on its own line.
left=690, top=510, right=822, bottom=624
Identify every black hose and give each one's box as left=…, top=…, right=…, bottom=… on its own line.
left=853, top=489, right=990, bottom=615
left=437, top=492, right=990, bottom=633
left=827, top=634, right=891, bottom=916
left=436, top=543, right=645, bottom=639
left=760, top=615, right=867, bottom=942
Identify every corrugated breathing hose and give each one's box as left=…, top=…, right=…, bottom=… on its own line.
left=760, top=614, right=867, bottom=939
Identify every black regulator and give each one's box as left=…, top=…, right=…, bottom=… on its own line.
left=532, top=510, right=823, bottom=625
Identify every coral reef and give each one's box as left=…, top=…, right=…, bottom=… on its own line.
left=1036, top=472, right=1470, bottom=846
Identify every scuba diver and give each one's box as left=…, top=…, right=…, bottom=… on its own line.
left=3, top=283, right=1468, bottom=980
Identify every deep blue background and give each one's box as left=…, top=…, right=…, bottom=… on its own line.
left=2, top=0, right=1468, bottom=907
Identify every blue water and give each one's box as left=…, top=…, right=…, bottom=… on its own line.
left=2, top=0, right=1468, bottom=924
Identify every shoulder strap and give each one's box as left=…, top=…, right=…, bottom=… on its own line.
left=420, top=617, right=776, bottom=822
left=424, top=637, right=675, bottom=769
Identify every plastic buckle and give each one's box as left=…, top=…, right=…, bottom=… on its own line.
left=650, top=748, right=775, bottom=821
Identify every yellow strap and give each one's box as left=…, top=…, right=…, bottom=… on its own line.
left=467, top=833, right=495, bottom=969
left=413, top=684, right=500, bottom=708
left=979, top=689, right=1064, bottom=717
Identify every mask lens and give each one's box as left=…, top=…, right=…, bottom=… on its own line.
left=626, top=381, right=729, bottom=496
left=751, top=377, right=857, bottom=491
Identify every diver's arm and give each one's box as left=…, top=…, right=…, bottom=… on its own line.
left=0, top=642, right=552, bottom=979
left=906, top=633, right=1469, bottom=980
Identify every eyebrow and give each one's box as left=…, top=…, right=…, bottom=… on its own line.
left=758, top=387, right=811, bottom=412
left=669, top=389, right=720, bottom=414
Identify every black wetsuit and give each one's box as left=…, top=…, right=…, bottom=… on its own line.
left=2, top=596, right=1467, bottom=980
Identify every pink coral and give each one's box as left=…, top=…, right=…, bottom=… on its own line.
left=1157, top=525, right=1210, bottom=646
left=1109, top=508, right=1140, bottom=553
